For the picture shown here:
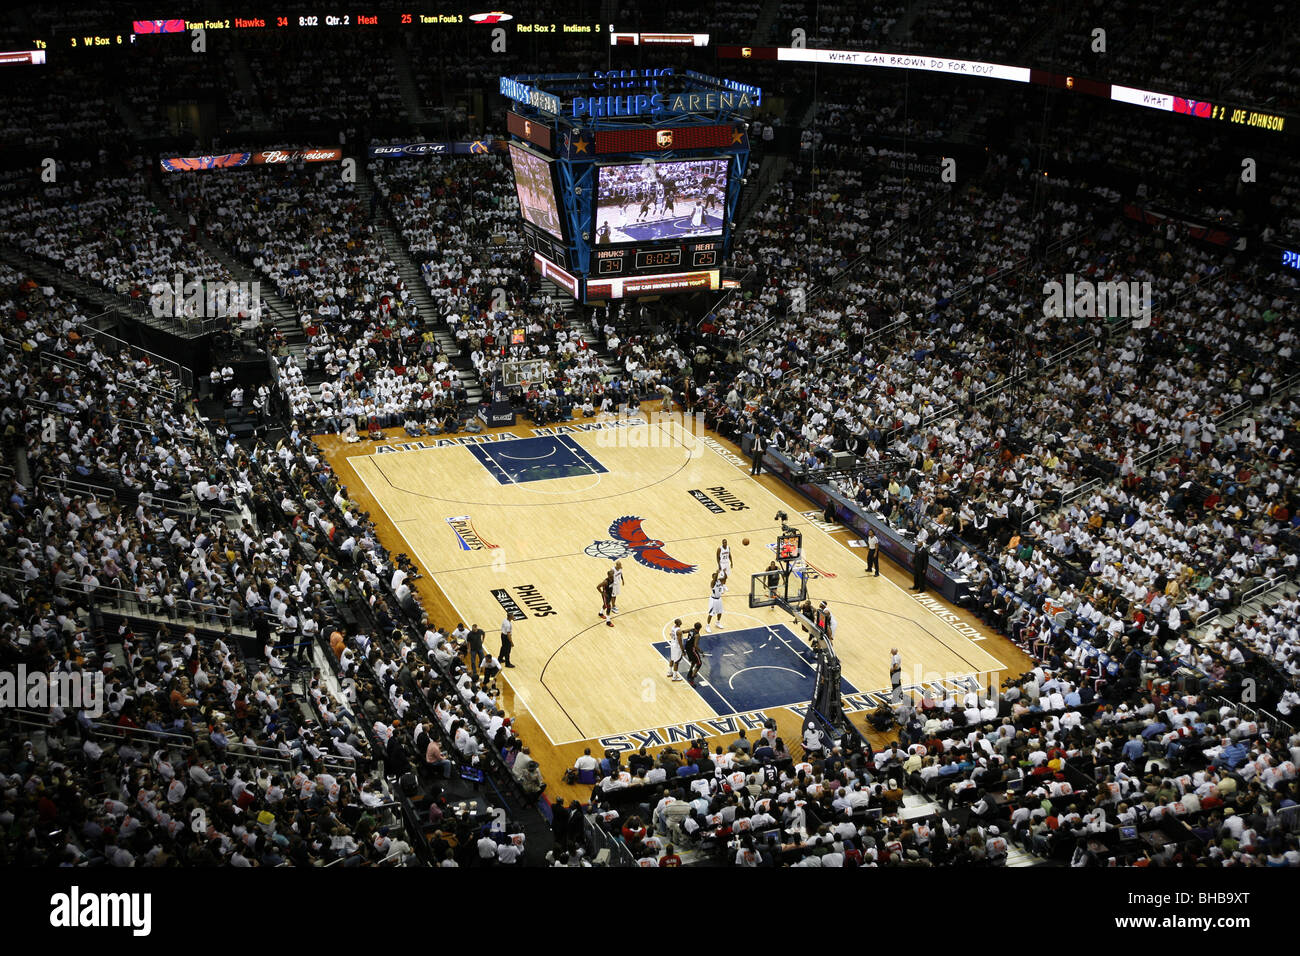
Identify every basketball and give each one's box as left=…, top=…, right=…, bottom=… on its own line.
left=742, top=538, right=749, bottom=546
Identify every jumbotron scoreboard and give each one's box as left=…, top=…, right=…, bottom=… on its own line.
left=500, top=69, right=756, bottom=303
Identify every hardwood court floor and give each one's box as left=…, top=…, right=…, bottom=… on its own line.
left=318, top=411, right=1034, bottom=799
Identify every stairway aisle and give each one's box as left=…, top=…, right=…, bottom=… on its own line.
left=542, top=280, right=622, bottom=388
left=148, top=180, right=304, bottom=349
left=355, top=173, right=483, bottom=408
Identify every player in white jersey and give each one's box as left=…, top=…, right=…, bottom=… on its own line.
left=609, top=561, right=624, bottom=614
left=666, top=618, right=684, bottom=681
left=705, top=573, right=727, bottom=632
left=716, top=539, right=732, bottom=579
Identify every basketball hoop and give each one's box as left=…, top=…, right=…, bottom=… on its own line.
left=500, top=357, right=548, bottom=389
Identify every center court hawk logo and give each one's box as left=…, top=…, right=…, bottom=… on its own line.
left=585, top=516, right=696, bottom=574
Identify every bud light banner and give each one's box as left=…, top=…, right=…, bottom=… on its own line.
left=161, top=147, right=342, bottom=172
left=367, top=140, right=503, bottom=158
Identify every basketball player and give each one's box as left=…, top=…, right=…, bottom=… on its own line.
left=716, top=538, right=732, bottom=580
left=689, top=200, right=705, bottom=228
left=763, top=560, right=781, bottom=600
left=597, top=570, right=615, bottom=627
left=666, top=618, right=684, bottom=682
left=609, top=561, right=624, bottom=614
left=637, top=192, right=652, bottom=223
left=816, top=600, right=837, bottom=642
left=705, top=573, right=727, bottom=633
left=683, top=622, right=703, bottom=684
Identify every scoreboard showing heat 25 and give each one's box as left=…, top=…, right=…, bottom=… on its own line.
left=500, top=69, right=757, bottom=303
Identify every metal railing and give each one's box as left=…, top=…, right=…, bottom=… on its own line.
left=857, top=314, right=910, bottom=350
left=1132, top=368, right=1300, bottom=474
left=1193, top=571, right=1293, bottom=633
left=36, top=474, right=238, bottom=521
left=738, top=299, right=798, bottom=348
left=25, top=396, right=203, bottom=447
left=38, top=474, right=118, bottom=502
left=582, top=813, right=637, bottom=867
left=697, top=265, right=757, bottom=329
left=1061, top=476, right=1105, bottom=508
left=1208, top=697, right=1296, bottom=738
left=29, top=346, right=179, bottom=405
left=80, top=314, right=193, bottom=393
left=57, top=580, right=235, bottom=627
left=2, top=705, right=355, bottom=775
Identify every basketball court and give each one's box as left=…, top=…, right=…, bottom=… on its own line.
left=319, top=411, right=1028, bottom=789
left=600, top=211, right=726, bottom=243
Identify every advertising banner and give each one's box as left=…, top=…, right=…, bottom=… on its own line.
left=161, top=147, right=342, bottom=172
left=367, top=140, right=502, bottom=158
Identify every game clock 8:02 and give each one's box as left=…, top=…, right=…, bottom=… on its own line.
left=635, top=249, right=682, bottom=270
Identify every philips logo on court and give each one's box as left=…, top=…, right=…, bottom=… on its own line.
left=689, top=486, right=749, bottom=513
left=707, top=486, right=749, bottom=511
left=688, top=489, right=725, bottom=513
left=512, top=584, right=557, bottom=617
left=490, top=589, right=528, bottom=621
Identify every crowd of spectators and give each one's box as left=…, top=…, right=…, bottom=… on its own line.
left=0, top=265, right=542, bottom=865
left=164, top=158, right=473, bottom=429
left=1, top=157, right=244, bottom=320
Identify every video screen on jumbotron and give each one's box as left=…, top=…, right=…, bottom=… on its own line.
left=507, top=142, right=565, bottom=240
left=594, top=157, right=728, bottom=244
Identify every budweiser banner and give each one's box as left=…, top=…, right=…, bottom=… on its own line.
left=1122, top=203, right=1244, bottom=249
left=253, top=147, right=343, bottom=164
left=161, top=147, right=342, bottom=172
left=0, top=49, right=47, bottom=65
left=367, top=140, right=504, bottom=158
